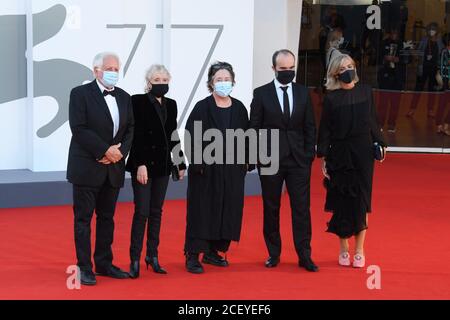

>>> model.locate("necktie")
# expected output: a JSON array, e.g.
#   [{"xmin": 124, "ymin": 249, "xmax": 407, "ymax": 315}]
[
  {"xmin": 280, "ymin": 86, "xmax": 290, "ymax": 124},
  {"xmin": 103, "ymin": 89, "xmax": 116, "ymax": 97}
]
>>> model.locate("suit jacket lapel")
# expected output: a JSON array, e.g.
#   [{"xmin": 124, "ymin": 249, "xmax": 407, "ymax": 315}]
[
  {"xmin": 269, "ymin": 81, "xmax": 283, "ymax": 118},
  {"xmin": 146, "ymin": 93, "xmax": 164, "ymax": 129},
  {"xmin": 115, "ymin": 90, "xmax": 127, "ymax": 132},
  {"xmin": 89, "ymin": 80, "xmax": 113, "ymax": 125},
  {"xmin": 291, "ymin": 83, "xmax": 298, "ymax": 118}
]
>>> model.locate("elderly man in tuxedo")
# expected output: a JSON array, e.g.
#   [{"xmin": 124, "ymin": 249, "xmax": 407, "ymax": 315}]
[{"xmin": 67, "ymin": 52, "xmax": 134, "ymax": 285}]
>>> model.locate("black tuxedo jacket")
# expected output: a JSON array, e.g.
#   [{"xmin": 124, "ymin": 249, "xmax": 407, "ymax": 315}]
[
  {"xmin": 67, "ymin": 80, "xmax": 134, "ymax": 187},
  {"xmin": 125, "ymin": 93, "xmax": 186, "ymax": 177},
  {"xmin": 249, "ymin": 81, "xmax": 316, "ymax": 168}
]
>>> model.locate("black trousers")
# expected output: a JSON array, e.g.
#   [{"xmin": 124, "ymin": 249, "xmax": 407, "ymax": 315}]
[
  {"xmin": 259, "ymin": 155, "xmax": 312, "ymax": 260},
  {"xmin": 73, "ymin": 178, "xmax": 120, "ymax": 272},
  {"xmin": 129, "ymin": 175, "xmax": 169, "ymax": 261}
]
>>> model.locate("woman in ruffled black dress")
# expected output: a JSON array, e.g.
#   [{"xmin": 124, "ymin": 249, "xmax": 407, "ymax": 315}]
[{"xmin": 317, "ymin": 54, "xmax": 386, "ymax": 268}]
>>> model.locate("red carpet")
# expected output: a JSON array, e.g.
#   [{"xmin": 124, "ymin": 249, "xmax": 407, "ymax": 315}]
[{"xmin": 0, "ymin": 153, "xmax": 449, "ymax": 300}]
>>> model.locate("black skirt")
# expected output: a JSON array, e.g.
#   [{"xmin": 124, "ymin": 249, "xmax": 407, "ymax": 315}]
[{"xmin": 317, "ymin": 84, "xmax": 385, "ymax": 238}]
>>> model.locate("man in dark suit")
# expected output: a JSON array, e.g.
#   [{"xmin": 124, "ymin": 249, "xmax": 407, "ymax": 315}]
[
  {"xmin": 67, "ymin": 52, "xmax": 134, "ymax": 285},
  {"xmin": 250, "ymin": 49, "xmax": 318, "ymax": 272}
]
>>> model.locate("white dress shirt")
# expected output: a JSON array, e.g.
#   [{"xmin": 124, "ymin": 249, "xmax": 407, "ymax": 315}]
[
  {"xmin": 97, "ymin": 80, "xmax": 120, "ymax": 138},
  {"xmin": 273, "ymin": 78, "xmax": 293, "ymax": 115}
]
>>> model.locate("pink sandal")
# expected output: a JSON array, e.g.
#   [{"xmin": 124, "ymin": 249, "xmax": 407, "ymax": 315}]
[
  {"xmin": 352, "ymin": 253, "xmax": 365, "ymax": 268},
  {"xmin": 338, "ymin": 252, "xmax": 351, "ymax": 266}
]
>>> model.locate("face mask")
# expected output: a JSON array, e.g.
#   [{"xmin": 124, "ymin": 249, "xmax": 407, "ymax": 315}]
[
  {"xmin": 276, "ymin": 70, "xmax": 296, "ymax": 85},
  {"xmin": 150, "ymin": 83, "xmax": 169, "ymax": 98},
  {"xmin": 429, "ymin": 30, "xmax": 437, "ymax": 37},
  {"xmin": 214, "ymin": 81, "xmax": 233, "ymax": 97},
  {"xmin": 102, "ymin": 71, "xmax": 119, "ymax": 88},
  {"xmin": 338, "ymin": 69, "xmax": 356, "ymax": 84}
]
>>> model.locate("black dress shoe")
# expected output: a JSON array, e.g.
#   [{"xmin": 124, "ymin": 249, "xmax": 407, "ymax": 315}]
[
  {"xmin": 80, "ymin": 270, "xmax": 96, "ymax": 286},
  {"xmin": 185, "ymin": 253, "xmax": 204, "ymax": 274},
  {"xmin": 145, "ymin": 256, "xmax": 167, "ymax": 274},
  {"xmin": 96, "ymin": 265, "xmax": 130, "ymax": 279},
  {"xmin": 265, "ymin": 256, "xmax": 280, "ymax": 268},
  {"xmin": 202, "ymin": 251, "xmax": 229, "ymax": 267},
  {"xmin": 129, "ymin": 261, "xmax": 140, "ymax": 279},
  {"xmin": 299, "ymin": 258, "xmax": 319, "ymax": 272}
]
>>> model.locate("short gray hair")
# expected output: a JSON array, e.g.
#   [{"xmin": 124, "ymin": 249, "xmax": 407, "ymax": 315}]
[
  {"xmin": 92, "ymin": 52, "xmax": 121, "ymax": 70},
  {"xmin": 145, "ymin": 64, "xmax": 171, "ymax": 92},
  {"xmin": 325, "ymin": 53, "xmax": 359, "ymax": 91}
]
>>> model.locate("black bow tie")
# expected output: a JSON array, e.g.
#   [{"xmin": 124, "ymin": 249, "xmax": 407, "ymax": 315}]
[{"xmin": 103, "ymin": 89, "xmax": 116, "ymax": 97}]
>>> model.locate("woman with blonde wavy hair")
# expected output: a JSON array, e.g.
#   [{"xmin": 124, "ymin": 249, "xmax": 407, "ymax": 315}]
[{"xmin": 318, "ymin": 54, "xmax": 386, "ymax": 268}]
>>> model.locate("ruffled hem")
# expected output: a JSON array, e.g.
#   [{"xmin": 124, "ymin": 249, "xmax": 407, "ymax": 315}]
[
  {"xmin": 324, "ymin": 196, "xmax": 369, "ymax": 238},
  {"xmin": 326, "ymin": 224, "xmax": 368, "ymax": 239},
  {"xmin": 322, "ymin": 141, "xmax": 372, "ymax": 238},
  {"xmin": 323, "ymin": 175, "xmax": 369, "ymax": 238}
]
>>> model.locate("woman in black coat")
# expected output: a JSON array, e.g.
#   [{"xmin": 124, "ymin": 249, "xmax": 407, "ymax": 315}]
[
  {"xmin": 125, "ymin": 64, "xmax": 186, "ymax": 278},
  {"xmin": 183, "ymin": 61, "xmax": 251, "ymax": 274},
  {"xmin": 318, "ymin": 54, "xmax": 386, "ymax": 269}
]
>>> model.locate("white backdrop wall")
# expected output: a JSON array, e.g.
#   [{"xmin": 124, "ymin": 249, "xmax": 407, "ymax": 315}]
[
  {"xmin": 0, "ymin": 0, "xmax": 255, "ymax": 172},
  {"xmin": 167, "ymin": 0, "xmax": 255, "ymax": 132},
  {"xmin": 0, "ymin": 0, "xmax": 28, "ymax": 170},
  {"xmin": 252, "ymin": 0, "xmax": 303, "ymax": 88},
  {"xmin": 30, "ymin": 0, "xmax": 163, "ymax": 171}
]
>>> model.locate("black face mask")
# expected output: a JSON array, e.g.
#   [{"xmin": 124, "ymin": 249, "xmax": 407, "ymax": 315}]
[
  {"xmin": 276, "ymin": 70, "xmax": 296, "ymax": 85},
  {"xmin": 150, "ymin": 83, "xmax": 169, "ymax": 98},
  {"xmin": 338, "ymin": 69, "xmax": 356, "ymax": 84}
]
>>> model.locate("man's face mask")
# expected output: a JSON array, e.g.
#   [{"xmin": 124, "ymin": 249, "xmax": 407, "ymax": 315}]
[
  {"xmin": 102, "ymin": 70, "xmax": 119, "ymax": 88},
  {"xmin": 276, "ymin": 70, "xmax": 296, "ymax": 85}
]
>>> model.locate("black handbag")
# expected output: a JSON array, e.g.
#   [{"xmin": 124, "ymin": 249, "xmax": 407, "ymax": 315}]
[{"xmin": 373, "ymin": 142, "xmax": 385, "ymax": 161}]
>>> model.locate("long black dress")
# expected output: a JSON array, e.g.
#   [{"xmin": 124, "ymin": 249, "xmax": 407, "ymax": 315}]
[
  {"xmin": 317, "ymin": 84, "xmax": 386, "ymax": 238},
  {"xmin": 184, "ymin": 95, "xmax": 250, "ymax": 254}
]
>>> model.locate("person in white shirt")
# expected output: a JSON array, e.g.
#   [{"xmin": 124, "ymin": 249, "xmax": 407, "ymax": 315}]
[
  {"xmin": 249, "ymin": 49, "xmax": 318, "ymax": 272},
  {"xmin": 67, "ymin": 52, "xmax": 134, "ymax": 285}
]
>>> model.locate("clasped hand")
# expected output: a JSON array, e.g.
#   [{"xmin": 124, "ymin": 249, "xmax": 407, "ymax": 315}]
[{"xmin": 98, "ymin": 143, "xmax": 123, "ymax": 165}]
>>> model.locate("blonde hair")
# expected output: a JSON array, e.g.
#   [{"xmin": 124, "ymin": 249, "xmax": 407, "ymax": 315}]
[
  {"xmin": 144, "ymin": 64, "xmax": 171, "ymax": 92},
  {"xmin": 325, "ymin": 54, "xmax": 359, "ymax": 91}
]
